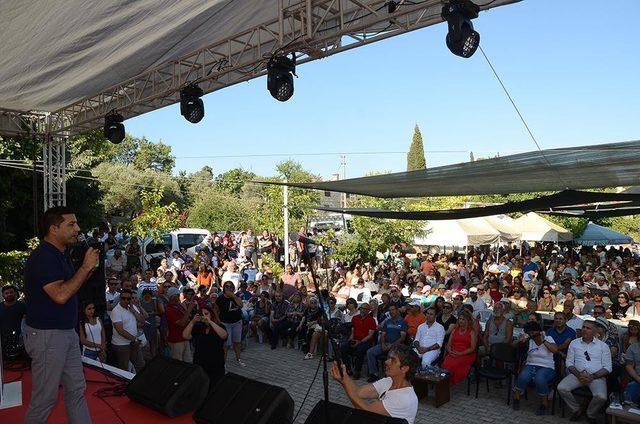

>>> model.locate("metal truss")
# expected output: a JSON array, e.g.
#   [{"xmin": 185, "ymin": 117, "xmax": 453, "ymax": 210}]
[
  {"xmin": 42, "ymin": 131, "xmax": 67, "ymax": 210},
  {"xmin": 47, "ymin": 0, "xmax": 519, "ymax": 135},
  {"xmin": 1, "ymin": 0, "xmax": 519, "ymax": 209}
]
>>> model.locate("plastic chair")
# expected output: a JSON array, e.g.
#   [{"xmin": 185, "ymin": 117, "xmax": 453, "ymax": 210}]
[{"xmin": 475, "ymin": 342, "xmax": 519, "ymax": 404}]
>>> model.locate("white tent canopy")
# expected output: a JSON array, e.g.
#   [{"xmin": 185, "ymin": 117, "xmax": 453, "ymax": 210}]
[
  {"xmin": 514, "ymin": 212, "xmax": 573, "ymax": 243},
  {"xmin": 415, "ymin": 218, "xmax": 502, "ymax": 247},
  {"xmin": 481, "ymin": 215, "xmax": 520, "ymax": 242},
  {"xmin": 576, "ymin": 222, "xmax": 634, "ymax": 246}
]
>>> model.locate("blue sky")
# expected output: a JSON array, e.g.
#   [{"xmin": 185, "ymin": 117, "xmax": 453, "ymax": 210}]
[{"xmin": 125, "ymin": 0, "xmax": 640, "ymax": 180}]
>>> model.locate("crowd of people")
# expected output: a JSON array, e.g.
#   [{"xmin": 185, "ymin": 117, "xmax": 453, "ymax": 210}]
[{"xmin": 3, "ymin": 211, "xmax": 640, "ymax": 423}]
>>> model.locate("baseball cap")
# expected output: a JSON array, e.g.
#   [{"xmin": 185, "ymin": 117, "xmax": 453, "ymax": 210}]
[{"xmin": 469, "ymin": 287, "xmax": 478, "ymax": 293}]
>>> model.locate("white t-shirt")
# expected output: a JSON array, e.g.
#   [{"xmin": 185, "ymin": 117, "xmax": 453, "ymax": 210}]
[
  {"xmin": 372, "ymin": 377, "xmax": 418, "ymax": 424},
  {"xmin": 111, "ymin": 303, "xmax": 138, "ymax": 346},
  {"xmin": 349, "ymin": 287, "xmax": 372, "ymax": 303},
  {"xmin": 525, "ymin": 336, "xmax": 555, "ymax": 369}
]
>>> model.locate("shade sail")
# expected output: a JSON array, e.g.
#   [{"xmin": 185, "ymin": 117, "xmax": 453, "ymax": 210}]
[
  {"xmin": 513, "ymin": 212, "xmax": 573, "ymax": 242},
  {"xmin": 415, "ymin": 218, "xmax": 502, "ymax": 247},
  {"xmin": 543, "ymin": 207, "xmax": 640, "ymax": 219},
  {"xmin": 280, "ymin": 140, "xmax": 640, "ymax": 197},
  {"xmin": 575, "ymin": 222, "xmax": 634, "ymax": 246},
  {"xmin": 312, "ymin": 190, "xmax": 640, "ymax": 220}
]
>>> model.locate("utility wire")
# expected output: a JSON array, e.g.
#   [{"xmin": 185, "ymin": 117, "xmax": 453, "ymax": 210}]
[{"xmin": 478, "ymin": 45, "xmax": 567, "ymax": 187}]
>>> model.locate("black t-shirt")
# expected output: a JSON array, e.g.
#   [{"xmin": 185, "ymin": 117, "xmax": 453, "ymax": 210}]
[
  {"xmin": 193, "ymin": 326, "xmax": 226, "ymax": 378},
  {"xmin": 0, "ymin": 301, "xmax": 26, "ymax": 337},
  {"xmin": 24, "ymin": 241, "xmax": 77, "ymax": 329},
  {"xmin": 216, "ymin": 295, "xmax": 242, "ymax": 323}
]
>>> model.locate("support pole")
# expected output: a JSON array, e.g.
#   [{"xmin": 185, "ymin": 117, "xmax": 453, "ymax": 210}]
[{"xmin": 284, "ymin": 179, "xmax": 290, "ymax": 267}]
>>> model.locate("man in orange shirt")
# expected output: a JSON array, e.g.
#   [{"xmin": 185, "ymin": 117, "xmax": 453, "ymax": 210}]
[
  {"xmin": 420, "ymin": 255, "xmax": 435, "ymax": 277},
  {"xmin": 404, "ymin": 300, "xmax": 426, "ymax": 341}
]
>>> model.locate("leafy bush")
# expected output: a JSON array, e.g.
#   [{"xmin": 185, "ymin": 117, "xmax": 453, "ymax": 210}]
[{"xmin": 0, "ymin": 250, "xmax": 29, "ymax": 288}]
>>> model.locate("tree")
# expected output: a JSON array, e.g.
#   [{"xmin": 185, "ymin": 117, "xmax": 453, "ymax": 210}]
[
  {"xmin": 187, "ymin": 188, "xmax": 256, "ymax": 231},
  {"xmin": 129, "ymin": 188, "xmax": 180, "ymax": 242},
  {"xmin": 330, "ymin": 197, "xmax": 425, "ymax": 264},
  {"xmin": 215, "ymin": 168, "xmax": 257, "ymax": 197},
  {"xmin": 92, "ymin": 163, "xmax": 182, "ymax": 215},
  {"xmin": 406, "ymin": 124, "xmax": 426, "ymax": 171},
  {"xmin": 253, "ymin": 160, "xmax": 321, "ymax": 234},
  {"xmin": 469, "ymin": 151, "xmax": 475, "ymax": 162},
  {"xmin": 0, "ymin": 136, "xmax": 41, "ymax": 250},
  {"xmin": 133, "ymin": 138, "xmax": 175, "ymax": 173},
  {"xmin": 177, "ymin": 166, "xmax": 215, "ymax": 208}
]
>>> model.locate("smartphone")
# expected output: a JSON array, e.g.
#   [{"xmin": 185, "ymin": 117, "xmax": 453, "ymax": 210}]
[{"xmin": 329, "ymin": 338, "xmax": 344, "ymax": 378}]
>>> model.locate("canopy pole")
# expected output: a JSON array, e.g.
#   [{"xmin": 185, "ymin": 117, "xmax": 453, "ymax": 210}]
[{"xmin": 284, "ymin": 179, "xmax": 290, "ymax": 267}]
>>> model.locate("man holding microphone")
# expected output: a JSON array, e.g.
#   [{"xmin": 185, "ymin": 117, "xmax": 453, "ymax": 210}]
[{"xmin": 23, "ymin": 207, "xmax": 99, "ymax": 423}]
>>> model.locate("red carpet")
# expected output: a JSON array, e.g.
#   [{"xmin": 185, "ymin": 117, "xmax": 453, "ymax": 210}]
[{"xmin": 1, "ymin": 365, "xmax": 194, "ymax": 423}]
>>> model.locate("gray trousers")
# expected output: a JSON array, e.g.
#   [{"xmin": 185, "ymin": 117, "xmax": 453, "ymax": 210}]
[
  {"xmin": 23, "ymin": 325, "xmax": 91, "ymax": 424},
  {"xmin": 112, "ymin": 343, "xmax": 145, "ymax": 373},
  {"xmin": 557, "ymin": 373, "xmax": 608, "ymax": 418}
]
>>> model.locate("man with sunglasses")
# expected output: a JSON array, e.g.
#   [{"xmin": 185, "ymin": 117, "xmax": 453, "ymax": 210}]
[
  {"xmin": 558, "ymin": 320, "xmax": 611, "ymax": 423},
  {"xmin": 111, "ymin": 288, "xmax": 146, "ymax": 372}
]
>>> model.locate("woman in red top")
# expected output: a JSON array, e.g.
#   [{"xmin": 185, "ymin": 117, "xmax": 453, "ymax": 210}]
[
  {"xmin": 488, "ymin": 279, "xmax": 503, "ymax": 304},
  {"xmin": 441, "ymin": 311, "xmax": 477, "ymax": 385}
]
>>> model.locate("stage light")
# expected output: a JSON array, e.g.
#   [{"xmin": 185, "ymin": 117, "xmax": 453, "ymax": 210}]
[
  {"xmin": 441, "ymin": 0, "xmax": 480, "ymax": 58},
  {"xmin": 267, "ymin": 54, "xmax": 296, "ymax": 102},
  {"xmin": 103, "ymin": 111, "xmax": 125, "ymax": 144},
  {"xmin": 180, "ymin": 84, "xmax": 205, "ymax": 123},
  {"xmin": 387, "ymin": 1, "xmax": 398, "ymax": 13}
]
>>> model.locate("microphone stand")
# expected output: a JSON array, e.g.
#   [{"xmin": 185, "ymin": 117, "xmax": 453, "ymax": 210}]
[{"xmin": 301, "ymin": 245, "xmax": 337, "ymax": 424}]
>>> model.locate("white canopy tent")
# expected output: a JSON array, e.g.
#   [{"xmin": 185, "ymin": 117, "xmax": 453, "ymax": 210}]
[
  {"xmin": 415, "ymin": 217, "xmax": 502, "ymax": 247},
  {"xmin": 576, "ymin": 222, "xmax": 634, "ymax": 246},
  {"xmin": 514, "ymin": 212, "xmax": 573, "ymax": 243},
  {"xmin": 480, "ymin": 215, "xmax": 520, "ymax": 242}
]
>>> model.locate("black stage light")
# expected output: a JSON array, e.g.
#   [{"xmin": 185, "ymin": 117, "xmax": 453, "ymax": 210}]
[
  {"xmin": 441, "ymin": 0, "xmax": 480, "ymax": 58},
  {"xmin": 388, "ymin": 1, "xmax": 398, "ymax": 14},
  {"xmin": 103, "ymin": 111, "xmax": 125, "ymax": 144},
  {"xmin": 267, "ymin": 54, "xmax": 296, "ymax": 102},
  {"xmin": 180, "ymin": 84, "xmax": 205, "ymax": 123}
]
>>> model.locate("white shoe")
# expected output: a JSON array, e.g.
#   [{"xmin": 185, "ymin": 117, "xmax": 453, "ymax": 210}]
[
  {"xmin": 304, "ymin": 353, "xmax": 314, "ymax": 360},
  {"xmin": 236, "ymin": 359, "xmax": 246, "ymax": 367}
]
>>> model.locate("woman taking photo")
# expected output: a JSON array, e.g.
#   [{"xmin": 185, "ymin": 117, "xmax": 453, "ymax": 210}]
[
  {"xmin": 182, "ymin": 306, "xmax": 228, "ymax": 385},
  {"xmin": 511, "ymin": 321, "xmax": 558, "ymax": 415},
  {"xmin": 79, "ymin": 302, "xmax": 106, "ymax": 362}
]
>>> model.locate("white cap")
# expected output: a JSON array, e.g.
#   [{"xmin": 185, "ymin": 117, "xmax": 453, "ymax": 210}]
[{"xmin": 469, "ymin": 287, "xmax": 478, "ymax": 293}]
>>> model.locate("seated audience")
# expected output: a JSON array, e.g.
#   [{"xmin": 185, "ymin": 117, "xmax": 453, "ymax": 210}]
[{"xmin": 558, "ymin": 320, "xmax": 611, "ymax": 424}]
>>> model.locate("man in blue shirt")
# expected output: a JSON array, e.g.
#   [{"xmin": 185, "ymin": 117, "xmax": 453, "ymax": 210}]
[
  {"xmin": 23, "ymin": 206, "xmax": 99, "ymax": 423},
  {"xmin": 522, "ymin": 255, "xmax": 539, "ymax": 274},
  {"xmin": 546, "ymin": 311, "xmax": 577, "ymax": 358},
  {"xmin": 366, "ymin": 305, "xmax": 408, "ymax": 382}
]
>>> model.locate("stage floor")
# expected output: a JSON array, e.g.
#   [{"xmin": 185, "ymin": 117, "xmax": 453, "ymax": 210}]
[{"xmin": 0, "ymin": 364, "xmax": 193, "ymax": 423}]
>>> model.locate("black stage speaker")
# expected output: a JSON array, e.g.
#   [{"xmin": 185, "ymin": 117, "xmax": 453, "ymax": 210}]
[
  {"xmin": 193, "ymin": 372, "xmax": 294, "ymax": 424},
  {"xmin": 304, "ymin": 400, "xmax": 409, "ymax": 424},
  {"xmin": 126, "ymin": 356, "xmax": 210, "ymax": 417}
]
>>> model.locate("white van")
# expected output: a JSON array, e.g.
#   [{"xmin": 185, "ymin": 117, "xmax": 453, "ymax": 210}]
[{"xmin": 140, "ymin": 228, "xmax": 211, "ymax": 270}]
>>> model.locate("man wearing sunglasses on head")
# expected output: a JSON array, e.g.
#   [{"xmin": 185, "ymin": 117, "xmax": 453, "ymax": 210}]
[{"xmin": 557, "ymin": 320, "xmax": 611, "ymax": 424}]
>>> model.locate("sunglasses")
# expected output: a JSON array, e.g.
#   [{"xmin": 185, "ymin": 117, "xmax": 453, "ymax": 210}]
[{"xmin": 584, "ymin": 351, "xmax": 591, "ymax": 361}]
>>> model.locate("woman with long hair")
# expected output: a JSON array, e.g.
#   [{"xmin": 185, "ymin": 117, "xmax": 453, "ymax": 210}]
[
  {"xmin": 441, "ymin": 311, "xmax": 477, "ymax": 385},
  {"xmin": 182, "ymin": 305, "xmax": 228, "ymax": 385},
  {"xmin": 79, "ymin": 302, "xmax": 106, "ymax": 362}
]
